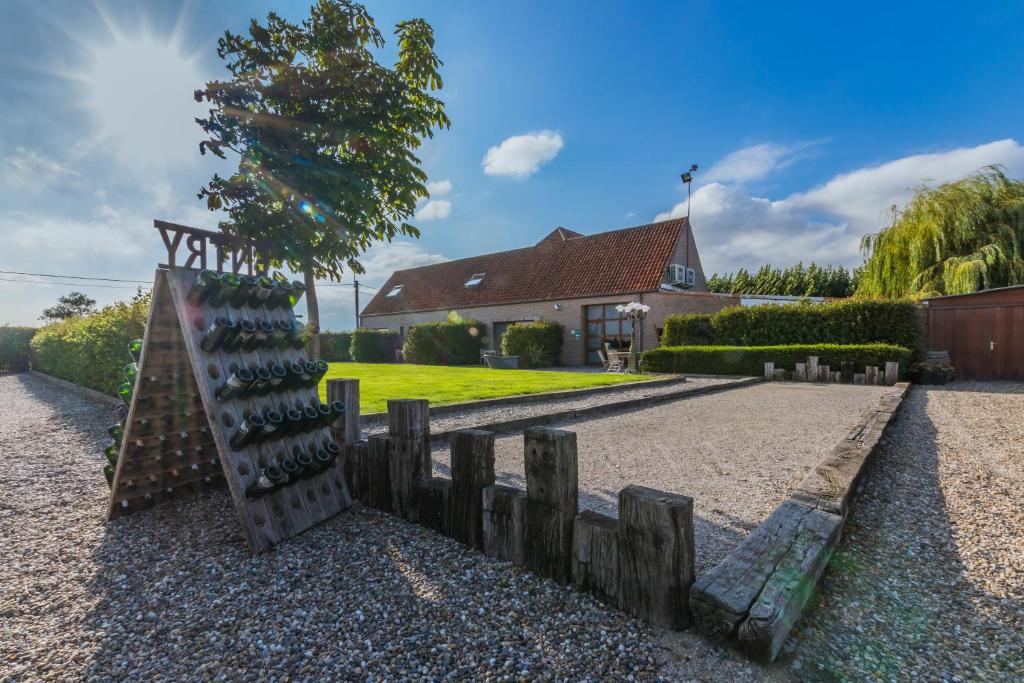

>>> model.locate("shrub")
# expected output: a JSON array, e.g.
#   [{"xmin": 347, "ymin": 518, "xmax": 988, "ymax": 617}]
[
  {"xmin": 320, "ymin": 331, "xmax": 352, "ymax": 362},
  {"xmin": 30, "ymin": 291, "xmax": 151, "ymax": 395},
  {"xmin": 641, "ymin": 343, "xmax": 912, "ymax": 377},
  {"xmin": 349, "ymin": 328, "xmax": 399, "ymax": 363},
  {"xmin": 0, "ymin": 326, "xmax": 36, "ymax": 373},
  {"xmin": 661, "ymin": 314, "xmax": 714, "ymax": 346},
  {"xmin": 661, "ymin": 299, "xmax": 923, "ymax": 355},
  {"xmin": 402, "ymin": 319, "xmax": 486, "ymax": 365},
  {"xmin": 501, "ymin": 321, "xmax": 564, "ymax": 368}
]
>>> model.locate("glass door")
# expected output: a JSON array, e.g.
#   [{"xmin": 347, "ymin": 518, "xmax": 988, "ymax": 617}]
[{"xmin": 584, "ymin": 303, "xmax": 633, "ymax": 364}]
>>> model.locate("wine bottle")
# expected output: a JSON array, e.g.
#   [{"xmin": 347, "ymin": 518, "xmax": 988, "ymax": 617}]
[
  {"xmin": 289, "ymin": 321, "xmax": 308, "ymax": 349},
  {"xmin": 245, "ymin": 465, "xmax": 284, "ymax": 499},
  {"xmin": 311, "ymin": 359, "xmax": 329, "ymax": 386},
  {"xmin": 210, "ymin": 273, "xmax": 242, "ymax": 307},
  {"xmin": 293, "ymin": 447, "xmax": 314, "ymax": 478},
  {"xmin": 105, "ymin": 443, "xmax": 119, "ymax": 466},
  {"xmin": 278, "ymin": 453, "xmax": 300, "ymax": 482},
  {"xmin": 288, "ymin": 280, "xmax": 306, "ymax": 308},
  {"xmin": 285, "ymin": 360, "xmax": 311, "ymax": 389},
  {"xmin": 200, "ymin": 317, "xmax": 236, "ymax": 353},
  {"xmin": 249, "ymin": 364, "xmax": 273, "ymax": 396},
  {"xmin": 104, "ymin": 464, "xmax": 115, "ymax": 487},
  {"xmin": 282, "ymin": 407, "xmax": 304, "ymax": 436},
  {"xmin": 107, "ymin": 423, "xmax": 124, "ymax": 444},
  {"xmin": 272, "ymin": 281, "xmax": 294, "ymax": 310},
  {"xmin": 325, "ymin": 400, "xmax": 346, "ymax": 428},
  {"xmin": 225, "ymin": 319, "xmax": 257, "ymax": 351},
  {"xmin": 301, "ymin": 403, "xmax": 320, "ymax": 431},
  {"xmin": 310, "ymin": 445, "xmax": 334, "ymax": 474},
  {"xmin": 271, "ymin": 320, "xmax": 294, "ymax": 348},
  {"xmin": 260, "ymin": 410, "xmax": 284, "ymax": 441},
  {"xmin": 323, "ymin": 440, "xmax": 342, "ymax": 460},
  {"xmin": 117, "ymin": 382, "xmax": 133, "ymax": 404},
  {"xmin": 250, "ymin": 275, "xmax": 277, "ymax": 307},
  {"xmin": 128, "ymin": 338, "xmax": 143, "ymax": 363},
  {"xmin": 302, "ymin": 360, "xmax": 319, "ymax": 388},
  {"xmin": 214, "ymin": 367, "xmax": 254, "ymax": 401},
  {"xmin": 231, "ymin": 275, "xmax": 259, "ymax": 308},
  {"xmin": 186, "ymin": 269, "xmax": 221, "ymax": 306},
  {"xmin": 123, "ymin": 362, "xmax": 139, "ymax": 384},
  {"xmin": 247, "ymin": 319, "xmax": 274, "ymax": 351},
  {"xmin": 229, "ymin": 412, "xmax": 265, "ymax": 450},
  {"xmin": 314, "ymin": 401, "xmax": 332, "ymax": 427}
]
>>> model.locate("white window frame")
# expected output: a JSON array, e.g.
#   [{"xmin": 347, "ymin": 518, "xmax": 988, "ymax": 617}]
[
  {"xmin": 464, "ymin": 272, "xmax": 486, "ymax": 287},
  {"xmin": 386, "ymin": 284, "xmax": 403, "ymax": 297}
]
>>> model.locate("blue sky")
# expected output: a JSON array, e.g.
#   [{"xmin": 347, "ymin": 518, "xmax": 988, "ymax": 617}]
[{"xmin": 1, "ymin": 0, "xmax": 1023, "ymax": 328}]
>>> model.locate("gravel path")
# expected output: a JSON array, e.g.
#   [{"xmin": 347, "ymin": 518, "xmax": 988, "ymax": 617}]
[
  {"xmin": 363, "ymin": 376, "xmax": 736, "ymax": 438},
  {"xmin": 433, "ymin": 381, "xmax": 889, "ymax": 574},
  {"xmin": 784, "ymin": 381, "xmax": 1024, "ymax": 681},
  {"xmin": 0, "ymin": 373, "xmax": 666, "ymax": 681}
]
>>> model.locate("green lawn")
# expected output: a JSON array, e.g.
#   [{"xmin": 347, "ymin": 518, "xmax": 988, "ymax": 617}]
[{"xmin": 318, "ymin": 362, "xmax": 653, "ymax": 414}]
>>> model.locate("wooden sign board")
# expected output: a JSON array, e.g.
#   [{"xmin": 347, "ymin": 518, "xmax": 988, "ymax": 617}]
[{"xmin": 107, "ymin": 267, "xmax": 352, "ymax": 552}]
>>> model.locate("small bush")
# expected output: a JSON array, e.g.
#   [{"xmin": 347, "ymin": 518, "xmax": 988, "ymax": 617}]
[
  {"xmin": 402, "ymin": 319, "xmax": 486, "ymax": 365},
  {"xmin": 641, "ymin": 343, "xmax": 912, "ymax": 377},
  {"xmin": 320, "ymin": 331, "xmax": 352, "ymax": 362},
  {"xmin": 30, "ymin": 291, "xmax": 151, "ymax": 394},
  {"xmin": 349, "ymin": 328, "xmax": 399, "ymax": 363},
  {"xmin": 501, "ymin": 321, "xmax": 564, "ymax": 368},
  {"xmin": 0, "ymin": 326, "xmax": 36, "ymax": 373},
  {"xmin": 661, "ymin": 314, "xmax": 714, "ymax": 346}
]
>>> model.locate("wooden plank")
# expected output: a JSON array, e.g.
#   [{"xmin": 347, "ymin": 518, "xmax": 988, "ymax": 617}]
[
  {"xmin": 840, "ymin": 361, "xmax": 855, "ymax": 384},
  {"xmin": 345, "ymin": 441, "xmax": 368, "ymax": 502},
  {"xmin": 618, "ymin": 485, "xmax": 695, "ymax": 629},
  {"xmin": 415, "ymin": 477, "xmax": 451, "ymax": 535},
  {"xmin": 387, "ymin": 399, "xmax": 431, "ymax": 519},
  {"xmin": 807, "ymin": 356, "xmax": 818, "ymax": 382},
  {"xmin": 572, "ymin": 510, "xmax": 620, "ymax": 607},
  {"xmin": 865, "ymin": 365, "xmax": 879, "ymax": 385},
  {"xmin": 793, "ymin": 362, "xmax": 806, "ymax": 382},
  {"xmin": 482, "ymin": 484, "xmax": 525, "ymax": 565},
  {"xmin": 818, "ymin": 364, "xmax": 830, "ymax": 383},
  {"xmin": 830, "ymin": 371, "xmax": 841, "ymax": 383},
  {"xmin": 448, "ymin": 429, "xmax": 495, "ymax": 549},
  {"xmin": 326, "ymin": 379, "xmax": 360, "ymax": 445},
  {"xmin": 763, "ymin": 362, "xmax": 774, "ymax": 380},
  {"xmin": 522, "ymin": 428, "xmax": 578, "ymax": 584},
  {"xmin": 365, "ymin": 435, "xmax": 393, "ymax": 512},
  {"xmin": 884, "ymin": 361, "xmax": 900, "ymax": 386},
  {"xmin": 853, "ymin": 373, "xmax": 866, "ymax": 385}
]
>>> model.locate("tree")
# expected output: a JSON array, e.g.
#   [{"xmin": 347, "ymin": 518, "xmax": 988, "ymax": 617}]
[
  {"xmin": 40, "ymin": 292, "xmax": 97, "ymax": 322},
  {"xmin": 195, "ymin": 0, "xmax": 450, "ymax": 357},
  {"xmin": 858, "ymin": 167, "xmax": 1024, "ymax": 298},
  {"xmin": 704, "ymin": 263, "xmax": 859, "ymax": 297}
]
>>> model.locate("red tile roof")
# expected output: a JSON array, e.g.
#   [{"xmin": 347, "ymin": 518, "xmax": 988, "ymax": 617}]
[{"xmin": 361, "ymin": 219, "xmax": 687, "ymax": 316}]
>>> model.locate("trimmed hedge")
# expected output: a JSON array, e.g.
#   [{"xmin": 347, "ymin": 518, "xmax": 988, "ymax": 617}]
[
  {"xmin": 501, "ymin": 321, "xmax": 564, "ymax": 368},
  {"xmin": 661, "ymin": 299, "xmax": 923, "ymax": 354},
  {"xmin": 350, "ymin": 328, "xmax": 399, "ymax": 363},
  {"xmin": 402, "ymin": 319, "xmax": 486, "ymax": 365},
  {"xmin": 0, "ymin": 326, "xmax": 36, "ymax": 373},
  {"xmin": 641, "ymin": 343, "xmax": 912, "ymax": 377},
  {"xmin": 30, "ymin": 292, "xmax": 150, "ymax": 395},
  {"xmin": 661, "ymin": 314, "xmax": 714, "ymax": 346},
  {"xmin": 320, "ymin": 331, "xmax": 352, "ymax": 362}
]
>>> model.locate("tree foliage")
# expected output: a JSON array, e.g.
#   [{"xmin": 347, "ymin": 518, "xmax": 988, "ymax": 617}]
[
  {"xmin": 705, "ymin": 263, "xmax": 859, "ymax": 298},
  {"xmin": 858, "ymin": 167, "xmax": 1024, "ymax": 298},
  {"xmin": 39, "ymin": 292, "xmax": 97, "ymax": 322}
]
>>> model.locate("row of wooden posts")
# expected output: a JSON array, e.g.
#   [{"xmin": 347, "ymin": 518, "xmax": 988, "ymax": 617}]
[
  {"xmin": 764, "ymin": 357, "xmax": 900, "ymax": 386},
  {"xmin": 330, "ymin": 380, "xmax": 697, "ymax": 630}
]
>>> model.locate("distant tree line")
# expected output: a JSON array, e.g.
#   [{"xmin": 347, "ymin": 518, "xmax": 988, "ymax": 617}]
[{"xmin": 705, "ymin": 263, "xmax": 861, "ymax": 298}]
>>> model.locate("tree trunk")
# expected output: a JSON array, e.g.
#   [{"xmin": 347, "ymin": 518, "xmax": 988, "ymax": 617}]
[{"xmin": 304, "ymin": 268, "xmax": 321, "ymax": 361}]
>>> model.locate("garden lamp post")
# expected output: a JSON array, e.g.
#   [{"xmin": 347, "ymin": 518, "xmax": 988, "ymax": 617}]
[{"xmin": 615, "ymin": 302, "xmax": 650, "ymax": 373}]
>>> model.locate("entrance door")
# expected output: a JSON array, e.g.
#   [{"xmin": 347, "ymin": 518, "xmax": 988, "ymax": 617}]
[
  {"xmin": 929, "ymin": 304, "xmax": 1024, "ymax": 379},
  {"xmin": 584, "ymin": 303, "xmax": 633, "ymax": 365}
]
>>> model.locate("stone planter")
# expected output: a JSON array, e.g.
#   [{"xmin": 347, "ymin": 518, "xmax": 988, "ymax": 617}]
[{"xmin": 484, "ymin": 355, "xmax": 519, "ymax": 370}]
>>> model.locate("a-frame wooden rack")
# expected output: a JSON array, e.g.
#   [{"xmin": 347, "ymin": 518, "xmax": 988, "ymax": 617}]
[{"xmin": 106, "ymin": 267, "xmax": 352, "ymax": 552}]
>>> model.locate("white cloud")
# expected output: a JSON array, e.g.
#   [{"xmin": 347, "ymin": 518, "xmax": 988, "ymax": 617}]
[
  {"xmin": 656, "ymin": 139, "xmax": 1024, "ymax": 274},
  {"xmin": 482, "ymin": 130, "xmax": 564, "ymax": 179},
  {"xmin": 0, "ymin": 148, "xmax": 78, "ymax": 192},
  {"xmin": 704, "ymin": 142, "xmax": 815, "ymax": 184},
  {"xmin": 426, "ymin": 179, "xmax": 453, "ymax": 195},
  {"xmin": 416, "ymin": 199, "xmax": 452, "ymax": 221}
]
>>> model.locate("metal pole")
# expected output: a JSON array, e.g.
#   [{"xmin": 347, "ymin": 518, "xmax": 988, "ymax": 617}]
[{"xmin": 353, "ymin": 280, "xmax": 360, "ymax": 330}]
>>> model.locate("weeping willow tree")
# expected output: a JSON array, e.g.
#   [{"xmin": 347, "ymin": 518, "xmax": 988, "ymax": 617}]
[{"xmin": 857, "ymin": 167, "xmax": 1024, "ymax": 298}]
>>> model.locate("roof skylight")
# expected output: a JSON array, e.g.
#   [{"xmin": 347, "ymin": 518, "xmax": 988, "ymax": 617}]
[
  {"xmin": 386, "ymin": 284, "xmax": 403, "ymax": 297},
  {"xmin": 464, "ymin": 273, "xmax": 485, "ymax": 287}
]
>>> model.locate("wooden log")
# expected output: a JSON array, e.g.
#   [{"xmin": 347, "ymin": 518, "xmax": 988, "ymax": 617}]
[
  {"xmin": 343, "ymin": 441, "xmax": 364, "ymax": 501},
  {"xmin": 618, "ymin": 485, "xmax": 695, "ymax": 629},
  {"xmin": 448, "ymin": 429, "xmax": 496, "ymax": 549},
  {"xmin": 415, "ymin": 477, "xmax": 451, "ymax": 535},
  {"xmin": 840, "ymin": 361, "xmax": 855, "ymax": 383},
  {"xmin": 853, "ymin": 373, "xmax": 866, "ymax": 385},
  {"xmin": 764, "ymin": 362, "xmax": 775, "ymax": 380},
  {"xmin": 572, "ymin": 511, "xmax": 620, "ymax": 607},
  {"xmin": 690, "ymin": 500, "xmax": 841, "ymax": 661},
  {"xmin": 884, "ymin": 361, "xmax": 900, "ymax": 386},
  {"xmin": 807, "ymin": 356, "xmax": 818, "ymax": 382},
  {"xmin": 818, "ymin": 364, "xmax": 830, "ymax": 383},
  {"xmin": 830, "ymin": 371, "xmax": 841, "ymax": 383},
  {"xmin": 326, "ymin": 378, "xmax": 360, "ymax": 445},
  {"xmin": 365, "ymin": 435, "xmax": 392, "ymax": 512},
  {"xmin": 523, "ymin": 428, "xmax": 578, "ymax": 584},
  {"xmin": 865, "ymin": 366, "xmax": 879, "ymax": 385},
  {"xmin": 387, "ymin": 400, "xmax": 431, "ymax": 519},
  {"xmin": 794, "ymin": 362, "xmax": 806, "ymax": 382},
  {"xmin": 482, "ymin": 484, "xmax": 526, "ymax": 565}
]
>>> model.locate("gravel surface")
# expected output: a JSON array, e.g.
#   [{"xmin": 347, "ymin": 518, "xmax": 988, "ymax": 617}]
[
  {"xmin": 363, "ymin": 376, "xmax": 736, "ymax": 438},
  {"xmin": 0, "ymin": 373, "xmax": 667, "ymax": 682},
  {"xmin": 433, "ymin": 381, "xmax": 889, "ymax": 574},
  {"xmin": 784, "ymin": 381, "xmax": 1024, "ymax": 681}
]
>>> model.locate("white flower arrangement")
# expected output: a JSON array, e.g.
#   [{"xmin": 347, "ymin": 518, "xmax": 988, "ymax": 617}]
[{"xmin": 615, "ymin": 302, "xmax": 651, "ymax": 315}]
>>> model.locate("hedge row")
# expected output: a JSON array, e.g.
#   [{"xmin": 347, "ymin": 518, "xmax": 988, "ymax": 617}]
[
  {"xmin": 641, "ymin": 343, "xmax": 912, "ymax": 377},
  {"xmin": 402, "ymin": 319, "xmax": 486, "ymax": 365},
  {"xmin": 30, "ymin": 292, "xmax": 150, "ymax": 395},
  {"xmin": 319, "ymin": 331, "xmax": 352, "ymax": 362},
  {"xmin": 350, "ymin": 328, "xmax": 399, "ymax": 363},
  {"xmin": 0, "ymin": 326, "xmax": 36, "ymax": 373},
  {"xmin": 501, "ymin": 321, "xmax": 564, "ymax": 368},
  {"xmin": 661, "ymin": 300, "xmax": 923, "ymax": 354}
]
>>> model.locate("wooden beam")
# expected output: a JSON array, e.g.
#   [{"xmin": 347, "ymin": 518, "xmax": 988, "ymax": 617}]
[
  {"xmin": 572, "ymin": 510, "xmax": 620, "ymax": 607},
  {"xmin": 448, "ymin": 429, "xmax": 496, "ymax": 549},
  {"xmin": 522, "ymin": 428, "xmax": 578, "ymax": 584},
  {"xmin": 482, "ymin": 484, "xmax": 526, "ymax": 565}
]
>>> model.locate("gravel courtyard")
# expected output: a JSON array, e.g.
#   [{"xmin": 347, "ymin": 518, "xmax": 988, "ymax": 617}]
[{"xmin": 433, "ymin": 381, "xmax": 890, "ymax": 573}]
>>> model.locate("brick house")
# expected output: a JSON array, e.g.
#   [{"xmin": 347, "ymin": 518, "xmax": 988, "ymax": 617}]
[{"xmin": 359, "ymin": 218, "xmax": 739, "ymax": 365}]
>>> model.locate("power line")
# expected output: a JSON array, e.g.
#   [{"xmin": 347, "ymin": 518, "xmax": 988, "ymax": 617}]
[
  {"xmin": 0, "ymin": 269, "xmax": 151, "ymax": 284},
  {"xmin": 0, "ymin": 276, "xmax": 150, "ymax": 290}
]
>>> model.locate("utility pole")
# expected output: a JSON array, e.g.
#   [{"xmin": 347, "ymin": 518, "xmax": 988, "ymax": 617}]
[{"xmin": 353, "ymin": 280, "xmax": 360, "ymax": 330}]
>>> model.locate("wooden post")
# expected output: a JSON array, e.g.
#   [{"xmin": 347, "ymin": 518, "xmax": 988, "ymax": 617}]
[
  {"xmin": 773, "ymin": 368, "xmax": 785, "ymax": 381},
  {"xmin": 830, "ymin": 370, "xmax": 841, "ymax": 383},
  {"xmin": 345, "ymin": 440, "xmax": 368, "ymax": 502},
  {"xmin": 482, "ymin": 484, "xmax": 526, "ymax": 565},
  {"xmin": 326, "ymin": 378, "xmax": 360, "ymax": 446},
  {"xmin": 841, "ymin": 361, "xmax": 855, "ymax": 383},
  {"xmin": 794, "ymin": 362, "xmax": 806, "ymax": 382},
  {"xmin": 365, "ymin": 435, "xmax": 392, "ymax": 512},
  {"xmin": 523, "ymin": 428, "xmax": 578, "ymax": 584},
  {"xmin": 853, "ymin": 373, "xmax": 866, "ymax": 385},
  {"xmin": 415, "ymin": 477, "xmax": 451, "ymax": 535},
  {"xmin": 448, "ymin": 429, "xmax": 496, "ymax": 549},
  {"xmin": 764, "ymin": 362, "xmax": 775, "ymax": 380},
  {"xmin": 884, "ymin": 361, "xmax": 900, "ymax": 386},
  {"xmin": 865, "ymin": 366, "xmax": 879, "ymax": 385},
  {"xmin": 386, "ymin": 399, "xmax": 430, "ymax": 519},
  {"xmin": 807, "ymin": 357, "xmax": 819, "ymax": 383},
  {"xmin": 572, "ymin": 511, "xmax": 620, "ymax": 607},
  {"xmin": 818, "ymin": 364, "xmax": 830, "ymax": 383},
  {"xmin": 617, "ymin": 485, "xmax": 695, "ymax": 629}
]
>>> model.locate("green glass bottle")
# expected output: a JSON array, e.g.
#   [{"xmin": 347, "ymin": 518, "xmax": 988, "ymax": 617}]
[
  {"xmin": 117, "ymin": 382, "xmax": 133, "ymax": 404},
  {"xmin": 128, "ymin": 338, "xmax": 143, "ymax": 363},
  {"xmin": 104, "ymin": 443, "xmax": 119, "ymax": 466},
  {"xmin": 186, "ymin": 269, "xmax": 221, "ymax": 307},
  {"xmin": 288, "ymin": 280, "xmax": 306, "ymax": 308},
  {"xmin": 107, "ymin": 423, "xmax": 124, "ymax": 444},
  {"xmin": 250, "ymin": 275, "xmax": 277, "ymax": 307},
  {"xmin": 123, "ymin": 363, "xmax": 139, "ymax": 384},
  {"xmin": 104, "ymin": 464, "xmax": 115, "ymax": 487},
  {"xmin": 211, "ymin": 273, "xmax": 242, "ymax": 307}
]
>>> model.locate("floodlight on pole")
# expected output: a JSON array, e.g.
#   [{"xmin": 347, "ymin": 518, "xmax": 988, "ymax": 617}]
[{"xmin": 680, "ymin": 164, "xmax": 698, "ymax": 218}]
